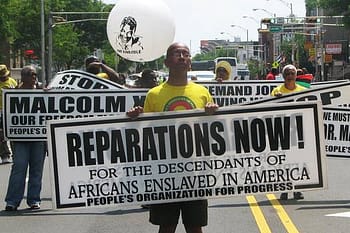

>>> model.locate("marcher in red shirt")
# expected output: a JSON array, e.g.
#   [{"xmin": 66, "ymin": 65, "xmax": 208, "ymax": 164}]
[{"xmin": 265, "ymin": 67, "xmax": 278, "ymax": 80}]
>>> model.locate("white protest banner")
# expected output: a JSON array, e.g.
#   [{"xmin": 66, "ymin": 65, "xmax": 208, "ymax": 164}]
[
  {"xmin": 3, "ymin": 89, "xmax": 147, "ymax": 140},
  {"xmin": 198, "ymin": 80, "xmax": 280, "ymax": 105},
  {"xmin": 195, "ymin": 80, "xmax": 348, "ymax": 106},
  {"xmin": 47, "ymin": 70, "xmax": 126, "ymax": 90},
  {"xmin": 5, "ymin": 80, "xmax": 347, "ymax": 140},
  {"xmin": 47, "ymin": 102, "xmax": 326, "ymax": 209},
  {"xmin": 245, "ymin": 81, "xmax": 350, "ymax": 107},
  {"xmin": 246, "ymin": 82, "xmax": 350, "ymax": 157},
  {"xmin": 323, "ymin": 107, "xmax": 350, "ymax": 157}
]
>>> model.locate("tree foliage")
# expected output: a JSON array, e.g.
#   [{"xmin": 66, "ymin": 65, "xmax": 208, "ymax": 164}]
[
  {"xmin": 49, "ymin": 0, "xmax": 111, "ymax": 70},
  {"xmin": 0, "ymin": 0, "xmax": 15, "ymax": 62},
  {"xmin": 8, "ymin": 0, "xmax": 42, "ymax": 61},
  {"xmin": 1, "ymin": 0, "xmax": 165, "ymax": 74},
  {"xmin": 0, "ymin": 0, "xmax": 14, "ymax": 40},
  {"xmin": 53, "ymin": 24, "xmax": 88, "ymax": 71},
  {"xmin": 306, "ymin": 0, "xmax": 350, "ymax": 27}
]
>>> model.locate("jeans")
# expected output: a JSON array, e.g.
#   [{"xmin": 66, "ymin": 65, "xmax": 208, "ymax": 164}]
[{"xmin": 5, "ymin": 141, "xmax": 46, "ymax": 207}]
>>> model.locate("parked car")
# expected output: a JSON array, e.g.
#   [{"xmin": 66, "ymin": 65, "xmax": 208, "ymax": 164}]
[
  {"xmin": 125, "ymin": 73, "xmax": 142, "ymax": 88},
  {"xmin": 187, "ymin": 70, "xmax": 215, "ymax": 81},
  {"xmin": 237, "ymin": 69, "xmax": 250, "ymax": 80}
]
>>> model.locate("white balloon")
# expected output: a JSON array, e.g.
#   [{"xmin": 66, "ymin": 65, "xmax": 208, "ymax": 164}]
[{"xmin": 107, "ymin": 0, "xmax": 175, "ymax": 62}]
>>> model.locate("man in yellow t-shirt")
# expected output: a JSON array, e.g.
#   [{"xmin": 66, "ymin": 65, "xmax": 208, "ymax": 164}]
[
  {"xmin": 271, "ymin": 64, "xmax": 306, "ymax": 201},
  {"xmin": 127, "ymin": 42, "xmax": 218, "ymax": 233},
  {"xmin": 0, "ymin": 64, "xmax": 17, "ymax": 164}
]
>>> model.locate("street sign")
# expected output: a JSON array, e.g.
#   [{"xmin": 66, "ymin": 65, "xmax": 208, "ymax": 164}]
[
  {"xmin": 272, "ymin": 61, "xmax": 279, "ymax": 68},
  {"xmin": 269, "ymin": 25, "xmax": 282, "ymax": 33},
  {"xmin": 324, "ymin": 54, "xmax": 333, "ymax": 63},
  {"xmin": 276, "ymin": 17, "xmax": 284, "ymax": 24},
  {"xmin": 309, "ymin": 48, "xmax": 316, "ymax": 56}
]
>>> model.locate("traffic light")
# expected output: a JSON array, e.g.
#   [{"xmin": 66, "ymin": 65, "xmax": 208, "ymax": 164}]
[
  {"xmin": 261, "ymin": 18, "xmax": 271, "ymax": 24},
  {"xmin": 306, "ymin": 17, "xmax": 319, "ymax": 24},
  {"xmin": 24, "ymin": 49, "xmax": 34, "ymax": 57},
  {"xmin": 261, "ymin": 18, "xmax": 276, "ymax": 24},
  {"xmin": 24, "ymin": 49, "xmax": 37, "ymax": 59}
]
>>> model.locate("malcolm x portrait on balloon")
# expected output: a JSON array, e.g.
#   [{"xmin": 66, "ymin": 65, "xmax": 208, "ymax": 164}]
[
  {"xmin": 117, "ymin": 16, "xmax": 144, "ymax": 52},
  {"xmin": 106, "ymin": 0, "xmax": 175, "ymax": 62}
]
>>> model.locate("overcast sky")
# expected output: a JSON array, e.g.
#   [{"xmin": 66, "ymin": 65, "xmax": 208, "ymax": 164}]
[{"xmin": 103, "ymin": 0, "xmax": 306, "ymax": 55}]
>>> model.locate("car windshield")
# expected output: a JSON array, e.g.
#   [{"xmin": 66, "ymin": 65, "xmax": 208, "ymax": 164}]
[
  {"xmin": 238, "ymin": 70, "xmax": 249, "ymax": 76},
  {"xmin": 187, "ymin": 71, "xmax": 214, "ymax": 81}
]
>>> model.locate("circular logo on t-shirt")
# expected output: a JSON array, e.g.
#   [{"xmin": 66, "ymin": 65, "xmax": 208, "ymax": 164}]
[{"xmin": 164, "ymin": 96, "xmax": 196, "ymax": 111}]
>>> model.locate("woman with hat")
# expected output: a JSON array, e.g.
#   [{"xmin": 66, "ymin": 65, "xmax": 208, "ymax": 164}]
[
  {"xmin": 214, "ymin": 61, "xmax": 232, "ymax": 82},
  {"xmin": 271, "ymin": 64, "xmax": 307, "ymax": 201}
]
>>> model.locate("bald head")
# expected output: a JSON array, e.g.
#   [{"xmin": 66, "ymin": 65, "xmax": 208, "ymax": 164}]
[{"xmin": 166, "ymin": 42, "xmax": 190, "ymax": 58}]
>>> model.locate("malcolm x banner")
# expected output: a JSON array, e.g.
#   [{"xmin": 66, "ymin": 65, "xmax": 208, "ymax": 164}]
[
  {"xmin": 47, "ymin": 102, "xmax": 326, "ymax": 209},
  {"xmin": 3, "ymin": 89, "xmax": 147, "ymax": 140}
]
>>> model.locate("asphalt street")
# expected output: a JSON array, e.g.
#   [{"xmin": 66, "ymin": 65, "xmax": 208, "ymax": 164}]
[{"xmin": 0, "ymin": 156, "xmax": 350, "ymax": 233}]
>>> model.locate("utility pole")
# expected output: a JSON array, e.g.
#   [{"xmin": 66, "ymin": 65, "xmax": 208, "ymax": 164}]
[
  {"xmin": 48, "ymin": 13, "xmax": 53, "ymax": 84},
  {"xmin": 270, "ymin": 0, "xmax": 293, "ymax": 17},
  {"xmin": 40, "ymin": 0, "xmax": 45, "ymax": 85},
  {"xmin": 320, "ymin": 17, "xmax": 325, "ymax": 81},
  {"xmin": 231, "ymin": 25, "xmax": 249, "ymax": 62}
]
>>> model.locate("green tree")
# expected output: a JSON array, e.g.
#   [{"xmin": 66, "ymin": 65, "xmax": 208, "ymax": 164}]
[
  {"xmin": 49, "ymin": 0, "xmax": 111, "ymax": 70},
  {"xmin": 0, "ymin": 0, "xmax": 15, "ymax": 64},
  {"xmin": 0, "ymin": 0, "xmax": 12, "ymax": 38},
  {"xmin": 0, "ymin": 0, "xmax": 170, "ymax": 77},
  {"xmin": 306, "ymin": 0, "xmax": 350, "ymax": 27},
  {"xmin": 52, "ymin": 24, "xmax": 89, "ymax": 70},
  {"xmin": 9, "ymin": 0, "xmax": 42, "ymax": 66},
  {"xmin": 247, "ymin": 59, "xmax": 260, "ymax": 79}
]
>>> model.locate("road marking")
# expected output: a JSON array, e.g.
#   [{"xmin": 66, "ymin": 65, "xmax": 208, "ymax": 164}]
[
  {"xmin": 266, "ymin": 194, "xmax": 300, "ymax": 233},
  {"xmin": 246, "ymin": 195, "xmax": 272, "ymax": 233},
  {"xmin": 326, "ymin": 211, "xmax": 350, "ymax": 218}
]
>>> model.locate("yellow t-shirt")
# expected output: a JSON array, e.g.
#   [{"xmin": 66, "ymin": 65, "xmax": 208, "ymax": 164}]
[
  {"xmin": 144, "ymin": 82, "xmax": 213, "ymax": 112},
  {"xmin": 0, "ymin": 77, "xmax": 17, "ymax": 109},
  {"xmin": 270, "ymin": 84, "xmax": 306, "ymax": 96}
]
